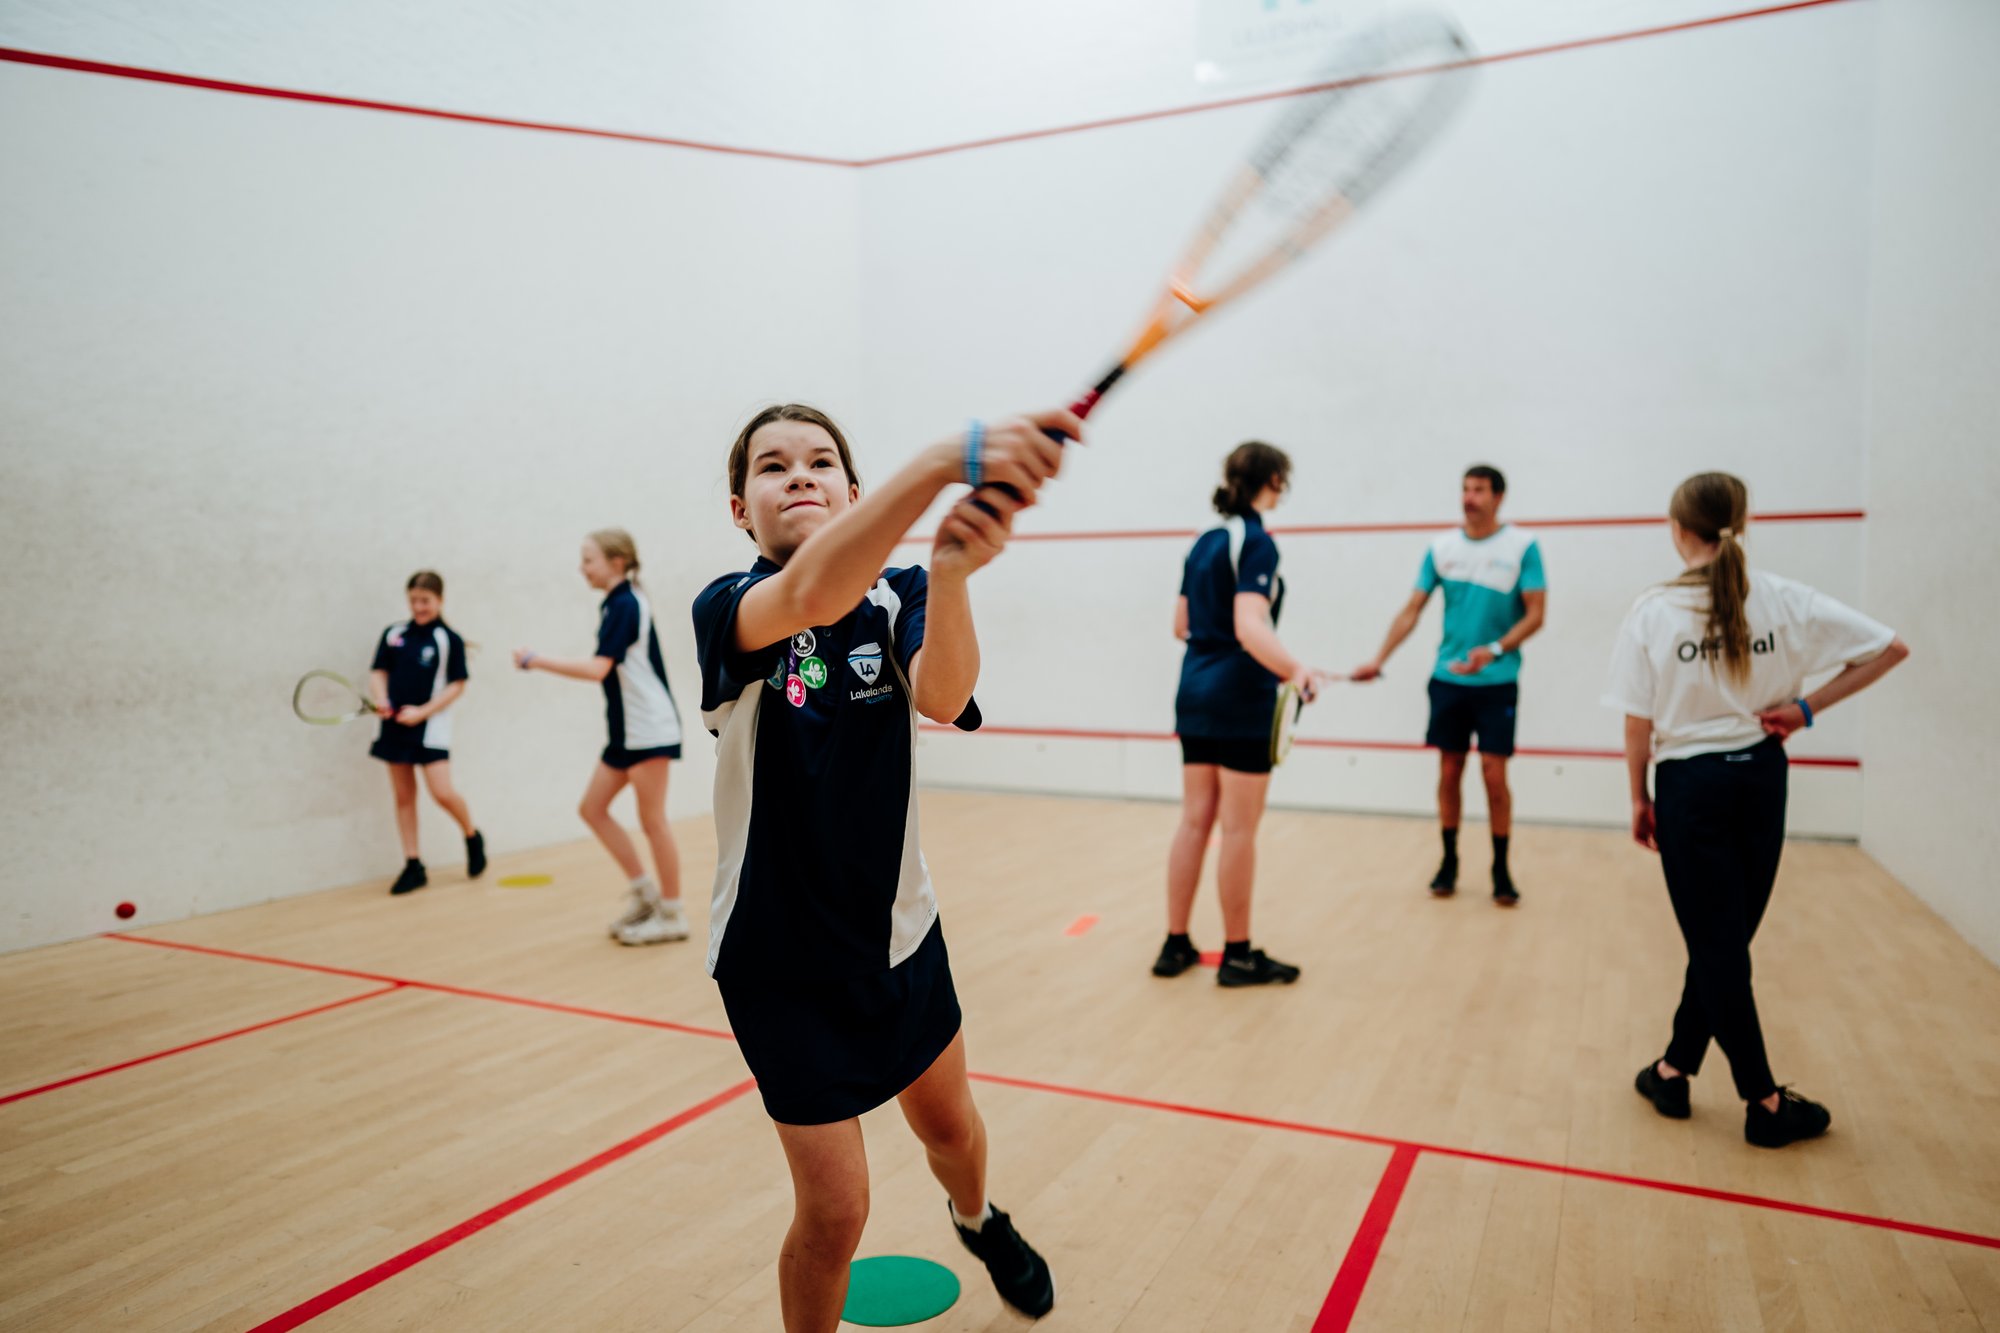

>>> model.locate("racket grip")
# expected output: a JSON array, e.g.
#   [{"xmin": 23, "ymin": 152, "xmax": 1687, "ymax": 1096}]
[{"xmin": 975, "ymin": 388, "xmax": 1106, "ymax": 515}]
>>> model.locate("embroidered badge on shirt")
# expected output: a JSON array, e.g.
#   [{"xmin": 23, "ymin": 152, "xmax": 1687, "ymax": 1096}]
[
  {"xmin": 799, "ymin": 657, "xmax": 828, "ymax": 690},
  {"xmin": 791, "ymin": 630, "xmax": 817, "ymax": 658},
  {"xmin": 848, "ymin": 643, "xmax": 883, "ymax": 685},
  {"xmin": 786, "ymin": 674, "xmax": 807, "ymax": 708}
]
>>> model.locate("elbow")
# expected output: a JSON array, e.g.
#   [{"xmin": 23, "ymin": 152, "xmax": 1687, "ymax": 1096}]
[
  {"xmin": 1887, "ymin": 637, "xmax": 1911, "ymax": 664},
  {"xmin": 917, "ymin": 693, "xmax": 970, "ymax": 726}
]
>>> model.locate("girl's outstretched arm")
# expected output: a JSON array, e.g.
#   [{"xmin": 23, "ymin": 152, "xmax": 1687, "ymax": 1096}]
[{"xmin": 733, "ymin": 410, "xmax": 1076, "ymax": 653}]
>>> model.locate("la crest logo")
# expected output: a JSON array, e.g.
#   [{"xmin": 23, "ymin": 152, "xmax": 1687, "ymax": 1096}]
[{"xmin": 848, "ymin": 643, "xmax": 884, "ymax": 685}]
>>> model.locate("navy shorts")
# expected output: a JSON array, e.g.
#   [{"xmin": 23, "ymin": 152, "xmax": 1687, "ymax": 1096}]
[
  {"xmin": 601, "ymin": 744, "xmax": 681, "ymax": 769},
  {"xmin": 1179, "ymin": 734, "xmax": 1273, "ymax": 775},
  {"xmin": 371, "ymin": 727, "xmax": 448, "ymax": 767},
  {"xmin": 1425, "ymin": 679, "xmax": 1519, "ymax": 757},
  {"xmin": 719, "ymin": 922, "xmax": 963, "ymax": 1125}
]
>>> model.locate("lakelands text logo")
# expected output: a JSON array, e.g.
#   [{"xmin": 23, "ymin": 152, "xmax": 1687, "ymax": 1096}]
[{"xmin": 1677, "ymin": 632, "xmax": 1775, "ymax": 663}]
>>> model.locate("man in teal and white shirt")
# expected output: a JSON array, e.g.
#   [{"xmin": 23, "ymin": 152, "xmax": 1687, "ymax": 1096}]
[{"xmin": 1353, "ymin": 466, "xmax": 1548, "ymax": 905}]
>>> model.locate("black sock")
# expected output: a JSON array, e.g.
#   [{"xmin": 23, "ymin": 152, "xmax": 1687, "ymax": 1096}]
[
  {"xmin": 1165, "ymin": 932, "xmax": 1192, "ymax": 951},
  {"xmin": 1492, "ymin": 834, "xmax": 1510, "ymax": 877},
  {"xmin": 405, "ymin": 857, "xmax": 423, "ymax": 869},
  {"xmin": 1223, "ymin": 939, "xmax": 1252, "ymax": 962},
  {"xmin": 1441, "ymin": 827, "xmax": 1458, "ymax": 857}
]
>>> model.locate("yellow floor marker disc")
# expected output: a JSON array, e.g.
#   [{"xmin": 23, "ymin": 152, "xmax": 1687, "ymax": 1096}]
[{"xmin": 496, "ymin": 874, "xmax": 553, "ymax": 888}]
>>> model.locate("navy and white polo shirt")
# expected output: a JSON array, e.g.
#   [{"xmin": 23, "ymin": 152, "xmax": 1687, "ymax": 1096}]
[
  {"xmin": 371, "ymin": 619, "xmax": 469, "ymax": 749},
  {"xmin": 692, "ymin": 559, "xmax": 979, "ymax": 984},
  {"xmin": 1176, "ymin": 513, "xmax": 1286, "ymax": 739},
  {"xmin": 597, "ymin": 581, "xmax": 682, "ymax": 753}
]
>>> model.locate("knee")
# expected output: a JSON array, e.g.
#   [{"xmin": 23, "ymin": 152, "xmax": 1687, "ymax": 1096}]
[
  {"xmin": 577, "ymin": 800, "xmax": 603, "ymax": 825},
  {"xmin": 637, "ymin": 809, "xmax": 671, "ymax": 837},
  {"xmin": 913, "ymin": 1108, "xmax": 982, "ymax": 1160},
  {"xmin": 1179, "ymin": 802, "xmax": 1217, "ymax": 835},
  {"xmin": 795, "ymin": 1191, "xmax": 870, "ymax": 1255}
]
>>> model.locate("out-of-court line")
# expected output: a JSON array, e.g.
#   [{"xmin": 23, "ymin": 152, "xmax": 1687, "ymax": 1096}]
[
  {"xmin": 0, "ymin": 983, "xmax": 402, "ymax": 1107},
  {"xmin": 1064, "ymin": 914, "xmax": 1100, "ymax": 937},
  {"xmin": 1, "ymin": 0, "xmax": 1862, "ymax": 168},
  {"xmin": 1313, "ymin": 1144, "xmax": 1422, "ymax": 1332},
  {"xmin": 100, "ymin": 933, "xmax": 2000, "ymax": 1252},
  {"xmin": 239, "ymin": 1077, "xmax": 758, "ymax": 1332}
]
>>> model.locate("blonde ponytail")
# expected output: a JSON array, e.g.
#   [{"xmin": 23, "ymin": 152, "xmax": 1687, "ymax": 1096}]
[{"xmin": 1668, "ymin": 473, "xmax": 1752, "ymax": 684}]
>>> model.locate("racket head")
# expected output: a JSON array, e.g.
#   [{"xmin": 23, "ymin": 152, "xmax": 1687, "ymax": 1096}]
[
  {"xmin": 1270, "ymin": 681, "xmax": 1303, "ymax": 766},
  {"xmin": 1110, "ymin": 10, "xmax": 1475, "ymax": 383},
  {"xmin": 293, "ymin": 670, "xmax": 375, "ymax": 725}
]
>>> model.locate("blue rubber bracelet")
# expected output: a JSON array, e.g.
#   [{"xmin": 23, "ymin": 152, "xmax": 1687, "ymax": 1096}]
[
  {"xmin": 956, "ymin": 420, "xmax": 980, "ymax": 488},
  {"xmin": 1794, "ymin": 697, "xmax": 1814, "ymax": 728}
]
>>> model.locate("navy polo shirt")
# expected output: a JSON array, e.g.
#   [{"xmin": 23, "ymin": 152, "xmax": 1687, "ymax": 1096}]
[
  {"xmin": 596, "ymin": 582, "xmax": 682, "ymax": 751},
  {"xmin": 692, "ymin": 559, "xmax": 979, "ymax": 984},
  {"xmin": 1175, "ymin": 513, "xmax": 1285, "ymax": 739},
  {"xmin": 371, "ymin": 618, "xmax": 469, "ymax": 751}
]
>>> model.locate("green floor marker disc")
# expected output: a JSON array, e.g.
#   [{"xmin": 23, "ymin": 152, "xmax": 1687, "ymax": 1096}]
[
  {"xmin": 842, "ymin": 1255, "xmax": 960, "ymax": 1326},
  {"xmin": 495, "ymin": 874, "xmax": 553, "ymax": 888}
]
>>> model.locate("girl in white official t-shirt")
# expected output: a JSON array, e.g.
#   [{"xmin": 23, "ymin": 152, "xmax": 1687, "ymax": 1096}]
[{"xmin": 1604, "ymin": 472, "xmax": 1909, "ymax": 1149}]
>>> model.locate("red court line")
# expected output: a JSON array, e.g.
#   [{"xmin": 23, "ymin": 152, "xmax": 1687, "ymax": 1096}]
[
  {"xmin": 99, "ymin": 934, "xmax": 2000, "ymax": 1253},
  {"xmin": 896, "ymin": 509, "xmax": 1864, "ymax": 548},
  {"xmin": 855, "ymin": 0, "xmax": 1863, "ymax": 167},
  {"xmin": 967, "ymin": 1072, "xmax": 2000, "ymax": 1253},
  {"xmin": 0, "ymin": 47, "xmax": 852, "ymax": 166},
  {"xmin": 241, "ymin": 1077, "xmax": 757, "ymax": 1333},
  {"xmin": 0, "ymin": 983, "xmax": 401, "ymax": 1107},
  {"xmin": 105, "ymin": 932, "xmax": 735, "ymax": 1041},
  {"xmin": 1, "ymin": 0, "xmax": 1859, "ymax": 168},
  {"xmin": 1314, "ymin": 1145, "xmax": 1421, "ymax": 1333},
  {"xmin": 922, "ymin": 723, "xmax": 1862, "ymax": 770},
  {"xmin": 1064, "ymin": 914, "xmax": 1100, "ymax": 937}
]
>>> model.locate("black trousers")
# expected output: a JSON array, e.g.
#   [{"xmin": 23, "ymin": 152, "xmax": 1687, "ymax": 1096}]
[{"xmin": 1655, "ymin": 736, "xmax": 1787, "ymax": 1102}]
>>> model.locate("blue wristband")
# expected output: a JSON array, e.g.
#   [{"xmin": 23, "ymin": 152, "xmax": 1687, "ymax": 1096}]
[
  {"xmin": 1794, "ymin": 696, "xmax": 1814, "ymax": 728},
  {"xmin": 963, "ymin": 420, "xmax": 984, "ymax": 490}
]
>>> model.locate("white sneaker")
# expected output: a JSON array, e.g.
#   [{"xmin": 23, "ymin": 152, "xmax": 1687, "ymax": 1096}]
[
  {"xmin": 609, "ymin": 886, "xmax": 652, "ymax": 938},
  {"xmin": 616, "ymin": 902, "xmax": 690, "ymax": 946}
]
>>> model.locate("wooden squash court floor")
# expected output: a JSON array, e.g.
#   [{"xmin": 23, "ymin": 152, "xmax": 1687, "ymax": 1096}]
[{"xmin": 3, "ymin": 792, "xmax": 1997, "ymax": 1330}]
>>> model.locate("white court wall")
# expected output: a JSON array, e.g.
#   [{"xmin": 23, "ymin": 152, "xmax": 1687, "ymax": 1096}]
[
  {"xmin": 6, "ymin": 0, "xmax": 1981, "ymax": 954},
  {"xmin": 855, "ymin": 0, "xmax": 1880, "ymax": 836},
  {"xmin": 1859, "ymin": 0, "xmax": 2000, "ymax": 963},
  {"xmin": 0, "ymin": 54, "xmax": 860, "ymax": 951}
]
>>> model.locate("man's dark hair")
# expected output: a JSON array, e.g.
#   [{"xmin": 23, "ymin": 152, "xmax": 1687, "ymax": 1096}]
[{"xmin": 1463, "ymin": 464, "xmax": 1506, "ymax": 495}]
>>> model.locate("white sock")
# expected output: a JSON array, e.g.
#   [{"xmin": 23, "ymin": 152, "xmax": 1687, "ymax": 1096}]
[
  {"xmin": 629, "ymin": 874, "xmax": 661, "ymax": 906},
  {"xmin": 952, "ymin": 1201, "xmax": 992, "ymax": 1232}
]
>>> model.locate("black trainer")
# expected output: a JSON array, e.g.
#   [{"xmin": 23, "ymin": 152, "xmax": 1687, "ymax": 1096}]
[
  {"xmin": 1216, "ymin": 949, "xmax": 1300, "ymax": 988},
  {"xmin": 465, "ymin": 831, "xmax": 487, "ymax": 879},
  {"xmin": 1744, "ymin": 1087, "xmax": 1831, "ymax": 1148},
  {"xmin": 1430, "ymin": 858, "xmax": 1458, "ymax": 897},
  {"xmin": 1634, "ymin": 1062, "xmax": 1691, "ymax": 1119},
  {"xmin": 952, "ymin": 1202, "xmax": 1054, "ymax": 1319},
  {"xmin": 1492, "ymin": 872, "xmax": 1520, "ymax": 908},
  {"xmin": 389, "ymin": 860, "xmax": 428, "ymax": 896},
  {"xmin": 1151, "ymin": 936, "xmax": 1202, "ymax": 978}
]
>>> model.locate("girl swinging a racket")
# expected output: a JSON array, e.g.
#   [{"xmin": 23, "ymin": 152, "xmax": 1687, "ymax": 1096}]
[
  {"xmin": 1156, "ymin": 442, "xmax": 1327, "ymax": 985},
  {"xmin": 692, "ymin": 403, "xmax": 1071, "ymax": 1330},
  {"xmin": 369, "ymin": 571, "xmax": 484, "ymax": 895},
  {"xmin": 513, "ymin": 529, "xmax": 688, "ymax": 946}
]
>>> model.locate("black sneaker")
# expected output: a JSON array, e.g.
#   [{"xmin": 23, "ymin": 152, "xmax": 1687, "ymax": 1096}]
[
  {"xmin": 1634, "ymin": 1062, "xmax": 1691, "ymax": 1119},
  {"xmin": 1151, "ymin": 937, "xmax": 1202, "ymax": 978},
  {"xmin": 1430, "ymin": 859, "xmax": 1458, "ymax": 897},
  {"xmin": 1492, "ymin": 873, "xmax": 1520, "ymax": 908},
  {"xmin": 1744, "ymin": 1088, "xmax": 1831, "ymax": 1148},
  {"xmin": 1216, "ymin": 949, "xmax": 1300, "ymax": 988},
  {"xmin": 952, "ymin": 1203, "xmax": 1054, "ymax": 1319},
  {"xmin": 465, "ymin": 831, "xmax": 487, "ymax": 879},
  {"xmin": 389, "ymin": 860, "xmax": 428, "ymax": 896}
]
